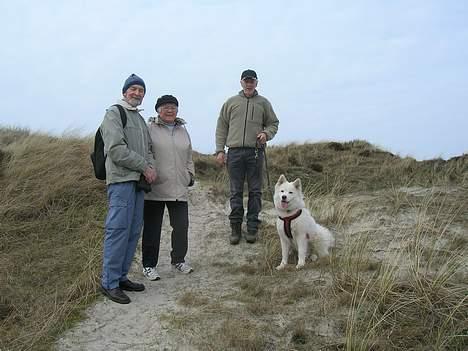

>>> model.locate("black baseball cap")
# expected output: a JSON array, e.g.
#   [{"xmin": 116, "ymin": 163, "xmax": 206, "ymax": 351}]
[{"xmin": 241, "ymin": 69, "xmax": 258, "ymax": 80}]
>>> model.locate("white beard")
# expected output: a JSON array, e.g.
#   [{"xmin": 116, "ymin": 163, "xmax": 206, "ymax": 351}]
[{"xmin": 125, "ymin": 97, "xmax": 142, "ymax": 107}]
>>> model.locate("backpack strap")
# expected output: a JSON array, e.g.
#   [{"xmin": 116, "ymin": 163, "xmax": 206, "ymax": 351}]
[{"xmin": 112, "ymin": 104, "xmax": 127, "ymax": 128}]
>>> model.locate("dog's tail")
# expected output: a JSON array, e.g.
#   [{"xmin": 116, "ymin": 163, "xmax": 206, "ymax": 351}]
[{"xmin": 317, "ymin": 224, "xmax": 335, "ymax": 248}]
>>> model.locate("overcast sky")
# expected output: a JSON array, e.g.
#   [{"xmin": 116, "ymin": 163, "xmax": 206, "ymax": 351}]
[{"xmin": 1, "ymin": 0, "xmax": 467, "ymax": 160}]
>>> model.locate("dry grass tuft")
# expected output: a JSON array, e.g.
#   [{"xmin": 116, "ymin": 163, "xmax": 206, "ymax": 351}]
[
  {"xmin": 214, "ymin": 319, "xmax": 268, "ymax": 350},
  {"xmin": 290, "ymin": 325, "xmax": 308, "ymax": 345},
  {"xmin": 193, "ymin": 152, "xmax": 229, "ymax": 200},
  {"xmin": 333, "ymin": 199, "xmax": 468, "ymax": 350},
  {"xmin": 306, "ymin": 194, "xmax": 354, "ymax": 228},
  {"xmin": 226, "ymin": 264, "xmax": 259, "ymax": 275},
  {"xmin": 177, "ymin": 291, "xmax": 210, "ymax": 307},
  {"xmin": 0, "ymin": 126, "xmax": 30, "ymax": 146}
]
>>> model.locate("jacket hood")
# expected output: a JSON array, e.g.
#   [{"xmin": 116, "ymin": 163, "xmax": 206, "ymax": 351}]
[{"xmin": 148, "ymin": 116, "xmax": 187, "ymax": 125}]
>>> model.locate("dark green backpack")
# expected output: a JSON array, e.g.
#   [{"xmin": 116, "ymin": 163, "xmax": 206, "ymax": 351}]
[{"xmin": 90, "ymin": 105, "xmax": 127, "ymax": 180}]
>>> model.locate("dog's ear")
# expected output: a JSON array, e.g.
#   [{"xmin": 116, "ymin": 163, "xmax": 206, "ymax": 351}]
[
  {"xmin": 292, "ymin": 178, "xmax": 302, "ymax": 191},
  {"xmin": 276, "ymin": 174, "xmax": 287, "ymax": 186}
]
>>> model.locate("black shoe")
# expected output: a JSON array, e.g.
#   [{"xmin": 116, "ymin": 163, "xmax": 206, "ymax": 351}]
[
  {"xmin": 119, "ymin": 279, "xmax": 145, "ymax": 292},
  {"xmin": 245, "ymin": 230, "xmax": 257, "ymax": 244},
  {"xmin": 230, "ymin": 223, "xmax": 242, "ymax": 245},
  {"xmin": 230, "ymin": 234, "xmax": 241, "ymax": 245},
  {"xmin": 100, "ymin": 286, "xmax": 131, "ymax": 304}
]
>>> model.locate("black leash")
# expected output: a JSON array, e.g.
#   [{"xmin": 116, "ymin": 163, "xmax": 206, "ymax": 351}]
[{"xmin": 256, "ymin": 141, "xmax": 274, "ymax": 201}]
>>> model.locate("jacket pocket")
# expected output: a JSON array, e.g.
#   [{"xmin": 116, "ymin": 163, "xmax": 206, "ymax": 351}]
[
  {"xmin": 181, "ymin": 170, "xmax": 191, "ymax": 187},
  {"xmin": 250, "ymin": 105, "xmax": 255, "ymax": 120},
  {"xmin": 250, "ymin": 103, "xmax": 264, "ymax": 123},
  {"xmin": 154, "ymin": 173, "xmax": 167, "ymax": 185},
  {"xmin": 105, "ymin": 193, "xmax": 128, "ymax": 230}
]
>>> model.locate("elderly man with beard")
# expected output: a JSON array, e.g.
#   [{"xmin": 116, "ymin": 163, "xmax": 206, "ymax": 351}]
[{"xmin": 99, "ymin": 74, "xmax": 157, "ymax": 304}]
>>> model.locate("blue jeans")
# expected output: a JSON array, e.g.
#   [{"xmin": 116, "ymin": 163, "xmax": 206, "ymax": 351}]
[
  {"xmin": 102, "ymin": 182, "xmax": 144, "ymax": 289},
  {"xmin": 226, "ymin": 148, "xmax": 263, "ymax": 232}
]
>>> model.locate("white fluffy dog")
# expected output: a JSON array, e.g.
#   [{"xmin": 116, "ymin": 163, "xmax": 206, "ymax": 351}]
[{"xmin": 274, "ymin": 174, "xmax": 334, "ymax": 270}]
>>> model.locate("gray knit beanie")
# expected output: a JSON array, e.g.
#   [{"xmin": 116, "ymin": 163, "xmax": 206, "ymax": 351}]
[{"xmin": 122, "ymin": 74, "xmax": 146, "ymax": 94}]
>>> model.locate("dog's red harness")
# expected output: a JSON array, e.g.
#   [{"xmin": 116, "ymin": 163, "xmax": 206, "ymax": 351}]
[{"xmin": 278, "ymin": 209, "xmax": 302, "ymax": 239}]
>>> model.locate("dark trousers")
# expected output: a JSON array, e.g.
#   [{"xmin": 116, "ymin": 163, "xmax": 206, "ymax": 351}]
[
  {"xmin": 226, "ymin": 148, "xmax": 263, "ymax": 232},
  {"xmin": 142, "ymin": 200, "xmax": 189, "ymax": 267}
]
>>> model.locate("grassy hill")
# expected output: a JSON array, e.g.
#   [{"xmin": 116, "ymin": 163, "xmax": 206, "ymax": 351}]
[
  {"xmin": 0, "ymin": 128, "xmax": 106, "ymax": 350},
  {"xmin": 191, "ymin": 144, "xmax": 467, "ymax": 350},
  {"xmin": 0, "ymin": 127, "xmax": 466, "ymax": 350},
  {"xmin": 194, "ymin": 140, "xmax": 467, "ymax": 196}
]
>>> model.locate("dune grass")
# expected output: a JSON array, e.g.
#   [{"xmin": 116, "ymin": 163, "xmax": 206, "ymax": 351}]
[
  {"xmin": 163, "ymin": 196, "xmax": 467, "ymax": 350},
  {"xmin": 1, "ymin": 129, "xmax": 466, "ymax": 350},
  {"xmin": 176, "ymin": 142, "xmax": 468, "ymax": 350},
  {"xmin": 0, "ymin": 128, "xmax": 105, "ymax": 351}
]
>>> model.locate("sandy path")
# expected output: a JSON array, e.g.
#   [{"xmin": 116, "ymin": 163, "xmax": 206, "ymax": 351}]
[{"xmin": 57, "ymin": 183, "xmax": 269, "ymax": 351}]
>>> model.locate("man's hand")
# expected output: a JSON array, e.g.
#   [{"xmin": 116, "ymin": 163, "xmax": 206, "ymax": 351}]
[
  {"xmin": 215, "ymin": 152, "xmax": 225, "ymax": 166},
  {"xmin": 143, "ymin": 166, "xmax": 157, "ymax": 184},
  {"xmin": 256, "ymin": 132, "xmax": 267, "ymax": 145}
]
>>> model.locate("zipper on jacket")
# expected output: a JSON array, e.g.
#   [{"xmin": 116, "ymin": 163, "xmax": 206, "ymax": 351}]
[
  {"xmin": 251, "ymin": 105, "xmax": 255, "ymax": 120},
  {"xmin": 242, "ymin": 98, "xmax": 250, "ymax": 147},
  {"xmin": 171, "ymin": 125, "xmax": 179, "ymax": 200}
]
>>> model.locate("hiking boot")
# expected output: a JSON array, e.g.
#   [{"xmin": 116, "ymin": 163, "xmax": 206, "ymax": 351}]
[
  {"xmin": 245, "ymin": 230, "xmax": 257, "ymax": 244},
  {"xmin": 172, "ymin": 262, "xmax": 194, "ymax": 274},
  {"xmin": 143, "ymin": 266, "xmax": 161, "ymax": 281},
  {"xmin": 100, "ymin": 286, "xmax": 131, "ymax": 304},
  {"xmin": 119, "ymin": 279, "xmax": 145, "ymax": 292},
  {"xmin": 230, "ymin": 223, "xmax": 242, "ymax": 245}
]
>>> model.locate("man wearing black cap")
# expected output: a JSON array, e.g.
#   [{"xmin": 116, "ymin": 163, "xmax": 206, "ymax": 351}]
[
  {"xmin": 99, "ymin": 74, "xmax": 157, "ymax": 304},
  {"xmin": 215, "ymin": 69, "xmax": 279, "ymax": 244}
]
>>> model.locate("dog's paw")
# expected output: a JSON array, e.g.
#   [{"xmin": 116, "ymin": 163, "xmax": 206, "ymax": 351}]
[
  {"xmin": 276, "ymin": 263, "xmax": 287, "ymax": 270},
  {"xmin": 310, "ymin": 254, "xmax": 318, "ymax": 262},
  {"xmin": 295, "ymin": 263, "xmax": 305, "ymax": 270}
]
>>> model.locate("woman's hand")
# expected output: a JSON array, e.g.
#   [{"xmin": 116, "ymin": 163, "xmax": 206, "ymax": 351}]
[{"xmin": 144, "ymin": 166, "xmax": 157, "ymax": 183}]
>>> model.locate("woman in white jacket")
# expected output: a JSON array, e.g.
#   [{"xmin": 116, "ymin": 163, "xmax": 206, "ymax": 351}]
[{"xmin": 142, "ymin": 95, "xmax": 195, "ymax": 280}]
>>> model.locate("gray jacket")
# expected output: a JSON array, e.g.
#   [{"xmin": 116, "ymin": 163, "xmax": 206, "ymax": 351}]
[
  {"xmin": 100, "ymin": 99, "xmax": 154, "ymax": 185},
  {"xmin": 145, "ymin": 117, "xmax": 195, "ymax": 202},
  {"xmin": 215, "ymin": 90, "xmax": 279, "ymax": 153}
]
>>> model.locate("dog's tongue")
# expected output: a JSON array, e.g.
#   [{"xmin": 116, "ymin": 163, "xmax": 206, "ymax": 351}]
[{"xmin": 281, "ymin": 201, "xmax": 288, "ymax": 209}]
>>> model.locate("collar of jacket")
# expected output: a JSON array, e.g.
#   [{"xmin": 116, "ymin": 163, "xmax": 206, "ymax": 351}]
[
  {"xmin": 116, "ymin": 99, "xmax": 144, "ymax": 112},
  {"xmin": 238, "ymin": 90, "xmax": 258, "ymax": 98},
  {"xmin": 148, "ymin": 116, "xmax": 186, "ymax": 126}
]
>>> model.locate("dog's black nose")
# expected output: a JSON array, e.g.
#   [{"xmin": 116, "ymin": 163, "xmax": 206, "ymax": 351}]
[{"xmin": 282, "ymin": 195, "xmax": 287, "ymax": 200}]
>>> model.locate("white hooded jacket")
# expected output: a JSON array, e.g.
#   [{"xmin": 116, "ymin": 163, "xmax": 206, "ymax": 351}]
[{"xmin": 144, "ymin": 116, "xmax": 195, "ymax": 202}]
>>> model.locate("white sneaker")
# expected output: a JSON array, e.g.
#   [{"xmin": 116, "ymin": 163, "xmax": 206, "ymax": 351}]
[
  {"xmin": 172, "ymin": 262, "xmax": 194, "ymax": 274},
  {"xmin": 143, "ymin": 266, "xmax": 160, "ymax": 281}
]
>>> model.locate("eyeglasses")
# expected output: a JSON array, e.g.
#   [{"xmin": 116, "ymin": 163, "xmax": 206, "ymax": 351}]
[
  {"xmin": 161, "ymin": 105, "xmax": 178, "ymax": 111},
  {"xmin": 242, "ymin": 78, "xmax": 257, "ymax": 83}
]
